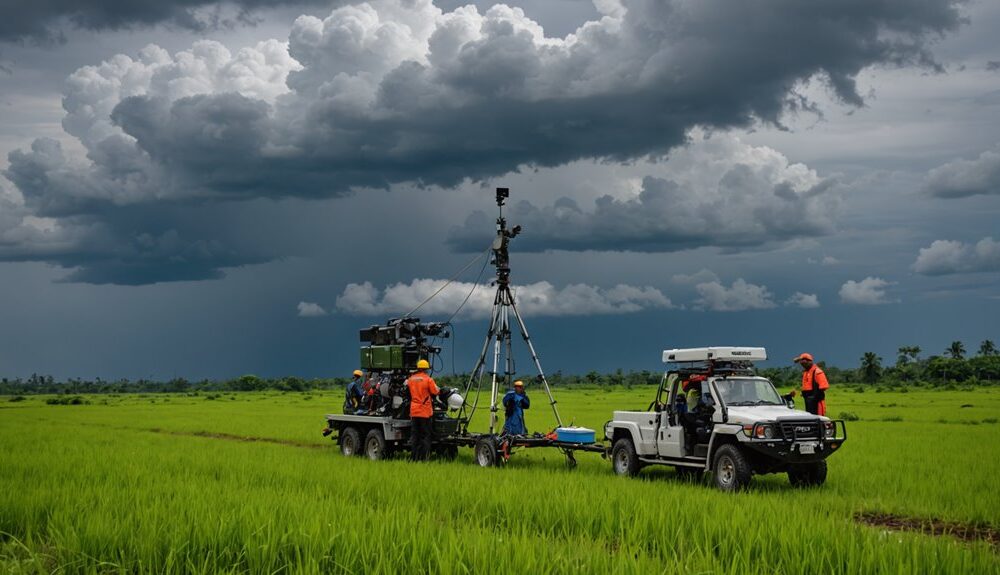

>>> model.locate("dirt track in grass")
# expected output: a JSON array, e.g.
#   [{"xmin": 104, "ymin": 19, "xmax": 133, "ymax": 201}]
[{"xmin": 855, "ymin": 511, "xmax": 999, "ymax": 549}]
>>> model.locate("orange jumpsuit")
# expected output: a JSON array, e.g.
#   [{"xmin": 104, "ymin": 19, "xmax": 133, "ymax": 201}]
[
  {"xmin": 406, "ymin": 371, "xmax": 439, "ymax": 460},
  {"xmin": 801, "ymin": 364, "xmax": 829, "ymax": 416}
]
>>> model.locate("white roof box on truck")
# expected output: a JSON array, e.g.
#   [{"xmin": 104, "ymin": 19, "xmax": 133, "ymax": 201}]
[{"xmin": 662, "ymin": 347, "xmax": 767, "ymax": 363}]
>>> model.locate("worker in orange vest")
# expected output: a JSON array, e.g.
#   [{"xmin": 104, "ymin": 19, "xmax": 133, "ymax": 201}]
[
  {"xmin": 405, "ymin": 359, "xmax": 439, "ymax": 461},
  {"xmin": 793, "ymin": 353, "xmax": 829, "ymax": 416}
]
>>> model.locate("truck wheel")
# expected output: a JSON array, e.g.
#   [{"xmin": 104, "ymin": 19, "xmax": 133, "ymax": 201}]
[
  {"xmin": 675, "ymin": 466, "xmax": 703, "ymax": 482},
  {"xmin": 364, "ymin": 428, "xmax": 388, "ymax": 461},
  {"xmin": 712, "ymin": 444, "xmax": 751, "ymax": 492},
  {"xmin": 475, "ymin": 437, "xmax": 501, "ymax": 467},
  {"xmin": 787, "ymin": 460, "xmax": 827, "ymax": 487},
  {"xmin": 611, "ymin": 438, "xmax": 640, "ymax": 477},
  {"xmin": 340, "ymin": 427, "xmax": 362, "ymax": 457}
]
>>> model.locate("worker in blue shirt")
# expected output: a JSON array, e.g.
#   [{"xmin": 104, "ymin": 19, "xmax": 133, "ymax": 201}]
[
  {"xmin": 344, "ymin": 369, "xmax": 366, "ymax": 414},
  {"xmin": 502, "ymin": 380, "xmax": 530, "ymax": 435}
]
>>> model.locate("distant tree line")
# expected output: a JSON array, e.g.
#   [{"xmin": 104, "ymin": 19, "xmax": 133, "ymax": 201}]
[
  {"xmin": 847, "ymin": 340, "xmax": 999, "ymax": 386},
  {"xmin": 759, "ymin": 339, "xmax": 999, "ymax": 389},
  {"xmin": 0, "ymin": 370, "xmax": 664, "ymax": 396},
  {"xmin": 2, "ymin": 342, "xmax": 995, "ymax": 395}
]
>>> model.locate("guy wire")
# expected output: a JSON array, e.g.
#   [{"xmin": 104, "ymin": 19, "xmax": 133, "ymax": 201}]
[{"xmin": 402, "ymin": 244, "xmax": 492, "ymax": 319}]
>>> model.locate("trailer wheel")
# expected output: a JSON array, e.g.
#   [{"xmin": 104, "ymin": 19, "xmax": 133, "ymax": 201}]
[
  {"xmin": 364, "ymin": 428, "xmax": 388, "ymax": 461},
  {"xmin": 712, "ymin": 444, "xmax": 751, "ymax": 492},
  {"xmin": 475, "ymin": 437, "xmax": 502, "ymax": 468},
  {"xmin": 340, "ymin": 427, "xmax": 362, "ymax": 457},
  {"xmin": 787, "ymin": 460, "xmax": 827, "ymax": 487},
  {"xmin": 611, "ymin": 438, "xmax": 640, "ymax": 477}
]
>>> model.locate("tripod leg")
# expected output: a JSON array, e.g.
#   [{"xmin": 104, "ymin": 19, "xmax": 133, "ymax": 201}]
[
  {"xmin": 503, "ymin": 304, "xmax": 515, "ymax": 409},
  {"xmin": 488, "ymin": 310, "xmax": 504, "ymax": 435},
  {"xmin": 461, "ymin": 300, "xmax": 501, "ymax": 430},
  {"xmin": 508, "ymin": 293, "xmax": 564, "ymax": 428}
]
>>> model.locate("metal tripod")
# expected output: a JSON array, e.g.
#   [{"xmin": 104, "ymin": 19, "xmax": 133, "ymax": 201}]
[{"xmin": 458, "ymin": 188, "xmax": 564, "ymax": 436}]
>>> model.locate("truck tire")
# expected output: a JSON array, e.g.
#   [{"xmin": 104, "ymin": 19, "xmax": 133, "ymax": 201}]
[
  {"xmin": 611, "ymin": 438, "xmax": 640, "ymax": 477},
  {"xmin": 712, "ymin": 444, "xmax": 751, "ymax": 492},
  {"xmin": 340, "ymin": 426, "xmax": 362, "ymax": 457},
  {"xmin": 364, "ymin": 428, "xmax": 389, "ymax": 461},
  {"xmin": 475, "ymin": 437, "xmax": 503, "ymax": 467},
  {"xmin": 787, "ymin": 460, "xmax": 827, "ymax": 487}
]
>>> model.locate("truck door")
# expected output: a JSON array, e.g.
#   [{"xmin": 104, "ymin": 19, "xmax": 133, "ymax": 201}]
[
  {"xmin": 637, "ymin": 413, "xmax": 659, "ymax": 454},
  {"xmin": 657, "ymin": 373, "xmax": 685, "ymax": 458}
]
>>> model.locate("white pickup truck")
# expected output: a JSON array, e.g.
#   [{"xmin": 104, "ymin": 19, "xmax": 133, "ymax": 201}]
[{"xmin": 604, "ymin": 347, "xmax": 847, "ymax": 491}]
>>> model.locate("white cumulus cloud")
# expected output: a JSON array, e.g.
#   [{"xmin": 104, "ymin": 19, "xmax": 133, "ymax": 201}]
[
  {"xmin": 693, "ymin": 279, "xmax": 776, "ymax": 312},
  {"xmin": 335, "ymin": 278, "xmax": 672, "ymax": 318},
  {"xmin": 785, "ymin": 292, "xmax": 820, "ymax": 309},
  {"xmin": 913, "ymin": 237, "xmax": 1000, "ymax": 275},
  {"xmin": 839, "ymin": 277, "xmax": 895, "ymax": 305},
  {"xmin": 923, "ymin": 148, "xmax": 1000, "ymax": 199},
  {"xmin": 297, "ymin": 301, "xmax": 328, "ymax": 317}
]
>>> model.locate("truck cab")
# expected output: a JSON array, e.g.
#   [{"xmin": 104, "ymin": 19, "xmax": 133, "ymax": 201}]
[{"xmin": 604, "ymin": 347, "xmax": 847, "ymax": 491}]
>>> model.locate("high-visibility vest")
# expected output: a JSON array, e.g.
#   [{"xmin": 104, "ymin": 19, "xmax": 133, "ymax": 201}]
[
  {"xmin": 802, "ymin": 365, "xmax": 829, "ymax": 392},
  {"xmin": 406, "ymin": 372, "xmax": 439, "ymax": 418}
]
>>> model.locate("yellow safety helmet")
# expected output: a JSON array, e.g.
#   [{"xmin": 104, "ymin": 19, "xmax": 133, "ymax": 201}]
[
  {"xmin": 513, "ymin": 380, "xmax": 524, "ymax": 388},
  {"xmin": 416, "ymin": 359, "xmax": 431, "ymax": 370},
  {"xmin": 352, "ymin": 369, "xmax": 363, "ymax": 378}
]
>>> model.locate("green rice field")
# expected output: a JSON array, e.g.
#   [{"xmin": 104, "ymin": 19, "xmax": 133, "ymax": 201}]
[{"xmin": 1, "ymin": 387, "xmax": 998, "ymax": 573}]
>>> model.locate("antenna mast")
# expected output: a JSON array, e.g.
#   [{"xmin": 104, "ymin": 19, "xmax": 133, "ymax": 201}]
[{"xmin": 459, "ymin": 188, "xmax": 564, "ymax": 435}]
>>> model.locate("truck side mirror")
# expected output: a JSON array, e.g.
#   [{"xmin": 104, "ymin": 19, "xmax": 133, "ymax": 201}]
[{"xmin": 785, "ymin": 398, "xmax": 795, "ymax": 409}]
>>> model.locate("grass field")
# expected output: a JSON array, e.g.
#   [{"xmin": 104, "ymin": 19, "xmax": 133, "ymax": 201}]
[{"xmin": 1, "ymin": 386, "xmax": 998, "ymax": 573}]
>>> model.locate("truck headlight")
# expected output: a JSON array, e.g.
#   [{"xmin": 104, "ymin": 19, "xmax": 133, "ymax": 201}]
[
  {"xmin": 753, "ymin": 424, "xmax": 774, "ymax": 439},
  {"xmin": 823, "ymin": 421, "xmax": 835, "ymax": 438}
]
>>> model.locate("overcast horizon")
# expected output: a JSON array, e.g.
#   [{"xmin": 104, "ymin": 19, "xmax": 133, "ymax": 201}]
[{"xmin": 1, "ymin": 0, "xmax": 998, "ymax": 380}]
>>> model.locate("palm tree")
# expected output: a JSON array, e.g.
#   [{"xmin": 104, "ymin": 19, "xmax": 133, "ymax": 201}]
[
  {"xmin": 860, "ymin": 352, "xmax": 882, "ymax": 384},
  {"xmin": 946, "ymin": 341, "xmax": 966, "ymax": 360},
  {"xmin": 896, "ymin": 347, "xmax": 910, "ymax": 367},
  {"xmin": 979, "ymin": 340, "xmax": 997, "ymax": 357},
  {"xmin": 896, "ymin": 345, "xmax": 921, "ymax": 367}
]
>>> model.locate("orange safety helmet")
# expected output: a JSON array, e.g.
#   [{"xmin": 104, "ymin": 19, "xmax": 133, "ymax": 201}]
[{"xmin": 793, "ymin": 353, "xmax": 814, "ymax": 364}]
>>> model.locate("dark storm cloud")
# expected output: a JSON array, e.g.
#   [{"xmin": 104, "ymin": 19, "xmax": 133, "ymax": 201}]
[
  {"xmin": 1, "ymin": 0, "xmax": 965, "ymax": 283},
  {"xmin": 0, "ymin": 184, "xmax": 275, "ymax": 284},
  {"xmin": 107, "ymin": 0, "xmax": 963, "ymax": 195},
  {"xmin": 923, "ymin": 146, "xmax": 1000, "ymax": 198},
  {"xmin": 0, "ymin": 0, "xmax": 334, "ymax": 43}
]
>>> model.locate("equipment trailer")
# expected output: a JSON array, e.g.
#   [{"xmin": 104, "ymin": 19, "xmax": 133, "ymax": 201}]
[{"xmin": 323, "ymin": 413, "xmax": 603, "ymax": 465}]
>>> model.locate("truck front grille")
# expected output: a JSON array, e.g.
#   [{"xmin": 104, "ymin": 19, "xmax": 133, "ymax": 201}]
[{"xmin": 779, "ymin": 421, "xmax": 821, "ymax": 440}]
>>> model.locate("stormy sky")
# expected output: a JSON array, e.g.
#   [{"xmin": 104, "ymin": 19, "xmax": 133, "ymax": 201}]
[{"xmin": 0, "ymin": 0, "xmax": 997, "ymax": 380}]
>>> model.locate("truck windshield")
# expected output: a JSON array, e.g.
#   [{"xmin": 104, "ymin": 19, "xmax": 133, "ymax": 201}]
[{"xmin": 714, "ymin": 378, "xmax": 783, "ymax": 406}]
